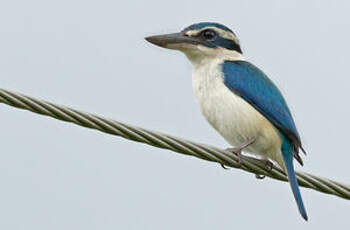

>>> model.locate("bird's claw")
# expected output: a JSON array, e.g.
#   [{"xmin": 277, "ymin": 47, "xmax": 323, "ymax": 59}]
[
  {"xmin": 220, "ymin": 163, "xmax": 230, "ymax": 170},
  {"xmin": 255, "ymin": 159, "xmax": 274, "ymax": 180},
  {"xmin": 255, "ymin": 174, "xmax": 266, "ymax": 179}
]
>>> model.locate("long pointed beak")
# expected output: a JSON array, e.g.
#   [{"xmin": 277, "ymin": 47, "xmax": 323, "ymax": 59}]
[{"xmin": 145, "ymin": 32, "xmax": 199, "ymax": 49}]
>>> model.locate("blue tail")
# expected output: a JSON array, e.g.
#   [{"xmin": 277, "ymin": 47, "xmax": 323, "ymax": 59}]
[{"xmin": 281, "ymin": 138, "xmax": 308, "ymax": 221}]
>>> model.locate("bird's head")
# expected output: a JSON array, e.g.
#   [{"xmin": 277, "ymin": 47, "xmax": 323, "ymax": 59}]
[{"xmin": 146, "ymin": 22, "xmax": 243, "ymax": 65}]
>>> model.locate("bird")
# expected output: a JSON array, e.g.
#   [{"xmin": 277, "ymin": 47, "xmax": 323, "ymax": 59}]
[{"xmin": 145, "ymin": 22, "xmax": 308, "ymax": 221}]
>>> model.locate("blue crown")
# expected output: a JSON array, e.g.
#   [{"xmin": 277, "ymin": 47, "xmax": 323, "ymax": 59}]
[{"xmin": 183, "ymin": 22, "xmax": 233, "ymax": 33}]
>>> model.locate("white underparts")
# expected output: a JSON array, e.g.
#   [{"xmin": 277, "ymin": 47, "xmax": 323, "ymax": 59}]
[{"xmin": 184, "ymin": 47, "xmax": 285, "ymax": 169}]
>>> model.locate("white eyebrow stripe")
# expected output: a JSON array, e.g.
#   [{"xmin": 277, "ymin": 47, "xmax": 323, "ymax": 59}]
[{"xmin": 184, "ymin": 27, "xmax": 240, "ymax": 45}]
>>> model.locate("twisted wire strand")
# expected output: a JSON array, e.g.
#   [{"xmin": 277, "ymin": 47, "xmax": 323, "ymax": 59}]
[{"xmin": 0, "ymin": 88, "xmax": 349, "ymax": 200}]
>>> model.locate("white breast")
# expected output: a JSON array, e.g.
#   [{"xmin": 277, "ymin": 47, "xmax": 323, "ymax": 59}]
[{"xmin": 191, "ymin": 57, "xmax": 284, "ymax": 167}]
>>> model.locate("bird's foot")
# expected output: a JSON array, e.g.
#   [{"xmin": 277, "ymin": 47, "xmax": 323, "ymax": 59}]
[
  {"xmin": 264, "ymin": 159, "xmax": 274, "ymax": 171},
  {"xmin": 255, "ymin": 159, "xmax": 274, "ymax": 179},
  {"xmin": 224, "ymin": 137, "xmax": 256, "ymax": 168}
]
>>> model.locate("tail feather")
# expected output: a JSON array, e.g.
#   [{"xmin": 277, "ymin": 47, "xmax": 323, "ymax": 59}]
[{"xmin": 281, "ymin": 139, "xmax": 308, "ymax": 221}]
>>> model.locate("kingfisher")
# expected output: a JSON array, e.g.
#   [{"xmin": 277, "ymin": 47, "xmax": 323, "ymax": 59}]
[{"xmin": 145, "ymin": 22, "xmax": 308, "ymax": 221}]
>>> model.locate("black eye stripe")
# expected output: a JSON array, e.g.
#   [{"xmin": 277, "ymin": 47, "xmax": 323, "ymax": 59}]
[{"xmin": 183, "ymin": 28, "xmax": 242, "ymax": 54}]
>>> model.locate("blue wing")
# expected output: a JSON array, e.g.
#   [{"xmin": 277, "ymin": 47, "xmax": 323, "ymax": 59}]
[{"xmin": 222, "ymin": 60, "xmax": 304, "ymax": 164}]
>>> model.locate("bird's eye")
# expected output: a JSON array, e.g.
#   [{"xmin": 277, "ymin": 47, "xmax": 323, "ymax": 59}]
[{"xmin": 202, "ymin": 29, "xmax": 216, "ymax": 40}]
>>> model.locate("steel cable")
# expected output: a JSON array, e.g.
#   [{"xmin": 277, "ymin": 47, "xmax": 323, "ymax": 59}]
[{"xmin": 0, "ymin": 88, "xmax": 349, "ymax": 200}]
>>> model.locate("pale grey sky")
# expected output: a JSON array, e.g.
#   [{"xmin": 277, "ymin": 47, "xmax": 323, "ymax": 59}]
[{"xmin": 1, "ymin": 0, "xmax": 349, "ymax": 229}]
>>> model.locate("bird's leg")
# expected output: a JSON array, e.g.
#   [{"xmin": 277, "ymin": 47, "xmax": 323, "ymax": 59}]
[{"xmin": 223, "ymin": 137, "xmax": 256, "ymax": 168}]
